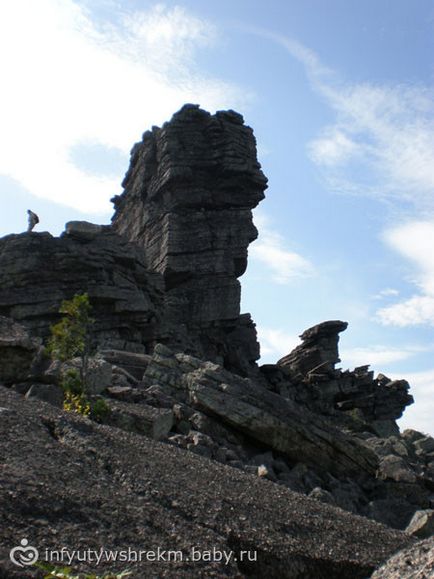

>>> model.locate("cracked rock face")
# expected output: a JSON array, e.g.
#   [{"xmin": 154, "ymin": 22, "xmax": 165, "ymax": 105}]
[
  {"xmin": 271, "ymin": 320, "xmax": 414, "ymax": 431},
  {"xmin": 0, "ymin": 229, "xmax": 163, "ymax": 353},
  {"xmin": 111, "ymin": 104, "xmax": 268, "ymax": 375}
]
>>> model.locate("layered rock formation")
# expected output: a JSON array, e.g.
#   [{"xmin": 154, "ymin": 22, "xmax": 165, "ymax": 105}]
[
  {"xmin": 0, "ymin": 224, "xmax": 163, "ymax": 353},
  {"xmin": 111, "ymin": 104, "xmax": 267, "ymax": 375},
  {"xmin": 0, "ymin": 105, "xmax": 433, "ymax": 578},
  {"xmin": 263, "ymin": 321, "xmax": 414, "ymax": 438}
]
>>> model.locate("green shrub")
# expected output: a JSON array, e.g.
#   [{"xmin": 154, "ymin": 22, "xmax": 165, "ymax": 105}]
[
  {"xmin": 47, "ymin": 293, "xmax": 95, "ymax": 417},
  {"xmin": 47, "ymin": 293, "xmax": 94, "ymax": 389},
  {"xmin": 61, "ymin": 368, "xmax": 84, "ymax": 396},
  {"xmin": 90, "ymin": 398, "xmax": 111, "ymax": 422}
]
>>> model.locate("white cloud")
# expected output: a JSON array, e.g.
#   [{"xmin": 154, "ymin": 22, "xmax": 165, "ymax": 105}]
[
  {"xmin": 398, "ymin": 369, "xmax": 434, "ymax": 437},
  {"xmin": 257, "ymin": 327, "xmax": 301, "ymax": 361},
  {"xmin": 372, "ymin": 288, "xmax": 400, "ymax": 300},
  {"xmin": 340, "ymin": 345, "xmax": 422, "ymax": 369},
  {"xmin": 255, "ymin": 29, "xmax": 434, "ymax": 330},
  {"xmin": 308, "ymin": 85, "xmax": 434, "ymax": 208},
  {"xmin": 378, "ymin": 295, "xmax": 434, "ymax": 327},
  {"xmin": 256, "ymin": 29, "xmax": 434, "ymax": 210},
  {"xmin": 250, "ymin": 213, "xmax": 314, "ymax": 284},
  {"xmin": 0, "ymin": 1, "xmax": 245, "ymax": 213},
  {"xmin": 308, "ymin": 128, "xmax": 359, "ymax": 166},
  {"xmin": 377, "ymin": 220, "xmax": 434, "ymax": 326}
]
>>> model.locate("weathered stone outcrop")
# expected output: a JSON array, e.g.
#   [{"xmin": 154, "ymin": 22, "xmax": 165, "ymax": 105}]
[
  {"xmin": 0, "ymin": 316, "xmax": 40, "ymax": 384},
  {"xmin": 1, "ymin": 104, "xmax": 433, "ymax": 564},
  {"xmin": 405, "ymin": 509, "xmax": 434, "ymax": 538},
  {"xmin": 0, "ymin": 227, "xmax": 163, "ymax": 352},
  {"xmin": 277, "ymin": 320, "xmax": 348, "ymax": 376},
  {"xmin": 136, "ymin": 343, "xmax": 433, "ymax": 529},
  {"xmin": 142, "ymin": 345, "xmax": 378, "ymax": 477},
  {"xmin": 265, "ymin": 321, "xmax": 414, "ymax": 437},
  {"xmin": 111, "ymin": 104, "xmax": 267, "ymax": 375}
]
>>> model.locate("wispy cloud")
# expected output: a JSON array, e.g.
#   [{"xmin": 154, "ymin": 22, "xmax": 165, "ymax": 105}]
[
  {"xmin": 340, "ymin": 344, "xmax": 428, "ymax": 369},
  {"xmin": 372, "ymin": 288, "xmax": 400, "ymax": 300},
  {"xmin": 308, "ymin": 83, "xmax": 434, "ymax": 208},
  {"xmin": 253, "ymin": 27, "xmax": 434, "ymax": 330},
  {"xmin": 0, "ymin": 1, "xmax": 245, "ymax": 213},
  {"xmin": 250, "ymin": 213, "xmax": 314, "ymax": 284},
  {"xmin": 377, "ymin": 220, "xmax": 434, "ymax": 326},
  {"xmin": 398, "ymin": 368, "xmax": 434, "ymax": 436},
  {"xmin": 253, "ymin": 27, "xmax": 434, "ymax": 210},
  {"xmin": 256, "ymin": 326, "xmax": 301, "ymax": 361}
]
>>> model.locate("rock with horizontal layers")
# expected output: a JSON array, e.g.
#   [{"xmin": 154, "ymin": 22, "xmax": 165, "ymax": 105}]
[
  {"xmin": 144, "ymin": 345, "xmax": 379, "ymax": 477},
  {"xmin": 271, "ymin": 321, "xmax": 413, "ymax": 430},
  {"xmin": 63, "ymin": 220, "xmax": 103, "ymax": 240},
  {"xmin": 278, "ymin": 320, "xmax": 348, "ymax": 376},
  {"xmin": 0, "ymin": 229, "xmax": 164, "ymax": 353},
  {"xmin": 111, "ymin": 104, "xmax": 267, "ymax": 376},
  {"xmin": 99, "ymin": 349, "xmax": 151, "ymax": 380}
]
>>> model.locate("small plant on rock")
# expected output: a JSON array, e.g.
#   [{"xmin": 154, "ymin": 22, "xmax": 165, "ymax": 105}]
[
  {"xmin": 63, "ymin": 391, "xmax": 91, "ymax": 417},
  {"xmin": 90, "ymin": 397, "xmax": 111, "ymax": 422},
  {"xmin": 47, "ymin": 293, "xmax": 94, "ymax": 388},
  {"xmin": 47, "ymin": 293, "xmax": 95, "ymax": 417}
]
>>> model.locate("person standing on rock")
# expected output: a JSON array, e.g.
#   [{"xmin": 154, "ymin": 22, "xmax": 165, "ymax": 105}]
[{"xmin": 27, "ymin": 210, "xmax": 39, "ymax": 232}]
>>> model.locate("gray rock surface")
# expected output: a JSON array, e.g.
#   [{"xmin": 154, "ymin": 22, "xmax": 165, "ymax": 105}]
[
  {"xmin": 112, "ymin": 104, "xmax": 267, "ymax": 376},
  {"xmin": 0, "ymin": 229, "xmax": 163, "ymax": 353},
  {"xmin": 0, "ymin": 316, "xmax": 41, "ymax": 384},
  {"xmin": 25, "ymin": 383, "xmax": 64, "ymax": 407},
  {"xmin": 277, "ymin": 320, "xmax": 348, "ymax": 376},
  {"xmin": 0, "ymin": 387, "xmax": 411, "ymax": 579},
  {"xmin": 141, "ymin": 344, "xmax": 433, "ymax": 529},
  {"xmin": 371, "ymin": 536, "xmax": 434, "ymax": 578},
  {"xmin": 269, "ymin": 321, "xmax": 414, "ymax": 431},
  {"xmin": 105, "ymin": 398, "xmax": 174, "ymax": 440},
  {"xmin": 406, "ymin": 509, "xmax": 434, "ymax": 538}
]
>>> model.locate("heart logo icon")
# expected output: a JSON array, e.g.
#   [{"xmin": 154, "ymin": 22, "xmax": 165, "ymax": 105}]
[{"xmin": 9, "ymin": 538, "xmax": 39, "ymax": 567}]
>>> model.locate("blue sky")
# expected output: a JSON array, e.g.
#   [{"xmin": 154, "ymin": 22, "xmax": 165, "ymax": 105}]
[{"xmin": 1, "ymin": 0, "xmax": 434, "ymax": 435}]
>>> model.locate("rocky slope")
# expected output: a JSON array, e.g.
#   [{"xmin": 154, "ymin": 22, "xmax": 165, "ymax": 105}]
[
  {"xmin": 0, "ymin": 105, "xmax": 433, "ymax": 578},
  {"xmin": 0, "ymin": 387, "xmax": 412, "ymax": 579}
]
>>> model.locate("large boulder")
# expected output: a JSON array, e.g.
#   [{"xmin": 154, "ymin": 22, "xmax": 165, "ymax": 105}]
[
  {"xmin": 143, "ymin": 345, "xmax": 379, "ymax": 477},
  {"xmin": 405, "ymin": 509, "xmax": 434, "ymax": 538}
]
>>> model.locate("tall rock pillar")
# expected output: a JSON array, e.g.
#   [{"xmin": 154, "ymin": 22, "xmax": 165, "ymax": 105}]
[{"xmin": 111, "ymin": 104, "xmax": 267, "ymax": 374}]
